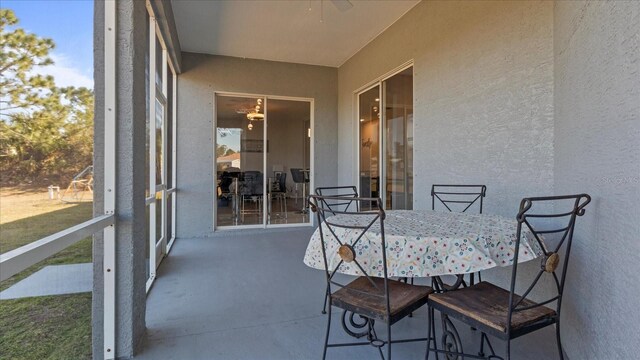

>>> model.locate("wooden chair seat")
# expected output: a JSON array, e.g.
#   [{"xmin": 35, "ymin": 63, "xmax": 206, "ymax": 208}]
[
  {"xmin": 428, "ymin": 281, "xmax": 556, "ymax": 337},
  {"xmin": 332, "ymin": 277, "xmax": 432, "ymax": 325}
]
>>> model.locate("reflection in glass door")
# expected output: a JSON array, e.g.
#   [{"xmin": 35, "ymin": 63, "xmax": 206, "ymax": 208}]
[
  {"xmin": 358, "ymin": 66, "xmax": 413, "ymax": 210},
  {"xmin": 383, "ymin": 67, "xmax": 413, "ymax": 209},
  {"xmin": 215, "ymin": 94, "xmax": 312, "ymax": 228},
  {"xmin": 216, "ymin": 95, "xmax": 265, "ymax": 227},
  {"xmin": 358, "ymin": 86, "xmax": 380, "ymax": 210}
]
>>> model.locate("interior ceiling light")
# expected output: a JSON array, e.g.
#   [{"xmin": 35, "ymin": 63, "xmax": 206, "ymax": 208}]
[
  {"xmin": 247, "ymin": 112, "xmax": 264, "ymax": 121},
  {"xmin": 246, "ymin": 98, "xmax": 265, "ymax": 121},
  {"xmin": 248, "ymin": 123, "xmax": 253, "ymax": 130}
]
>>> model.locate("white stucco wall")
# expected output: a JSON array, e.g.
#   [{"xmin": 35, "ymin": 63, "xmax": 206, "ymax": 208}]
[
  {"xmin": 176, "ymin": 53, "xmax": 337, "ymax": 237},
  {"xmin": 337, "ymin": 0, "xmax": 555, "ymax": 218},
  {"xmin": 554, "ymin": 1, "xmax": 640, "ymax": 358}
]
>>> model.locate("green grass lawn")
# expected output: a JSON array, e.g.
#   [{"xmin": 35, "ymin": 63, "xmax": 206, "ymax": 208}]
[
  {"xmin": 0, "ymin": 294, "xmax": 92, "ymax": 360},
  {"xmin": 0, "ymin": 187, "xmax": 94, "ymax": 359}
]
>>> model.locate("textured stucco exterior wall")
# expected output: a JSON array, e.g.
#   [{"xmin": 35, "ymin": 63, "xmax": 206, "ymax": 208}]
[
  {"xmin": 176, "ymin": 54, "xmax": 338, "ymax": 237},
  {"xmin": 554, "ymin": 1, "xmax": 640, "ymax": 358},
  {"xmin": 338, "ymin": 0, "xmax": 555, "ymax": 218}
]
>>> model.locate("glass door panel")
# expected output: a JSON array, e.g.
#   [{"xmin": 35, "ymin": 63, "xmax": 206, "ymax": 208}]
[
  {"xmin": 266, "ymin": 99, "xmax": 311, "ymax": 225},
  {"xmin": 154, "ymin": 95, "xmax": 166, "ymax": 266},
  {"xmin": 359, "ymin": 86, "xmax": 381, "ymax": 210},
  {"xmin": 358, "ymin": 66, "xmax": 413, "ymax": 210},
  {"xmin": 216, "ymin": 95, "xmax": 266, "ymax": 227},
  {"xmin": 383, "ymin": 68, "xmax": 413, "ymax": 210}
]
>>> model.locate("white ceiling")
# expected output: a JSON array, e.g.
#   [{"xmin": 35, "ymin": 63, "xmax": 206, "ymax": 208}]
[{"xmin": 171, "ymin": 0, "xmax": 420, "ymax": 67}]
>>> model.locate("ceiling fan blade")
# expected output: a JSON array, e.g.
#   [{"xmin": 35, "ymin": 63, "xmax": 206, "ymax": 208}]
[{"xmin": 330, "ymin": 0, "xmax": 353, "ymax": 12}]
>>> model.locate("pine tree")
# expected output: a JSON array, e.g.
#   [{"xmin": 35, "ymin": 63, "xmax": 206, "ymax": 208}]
[{"xmin": 0, "ymin": 9, "xmax": 94, "ymax": 185}]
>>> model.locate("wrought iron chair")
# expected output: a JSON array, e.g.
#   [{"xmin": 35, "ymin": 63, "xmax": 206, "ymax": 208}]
[
  {"xmin": 430, "ymin": 184, "xmax": 487, "ymax": 288},
  {"xmin": 426, "ymin": 194, "xmax": 591, "ymax": 360},
  {"xmin": 315, "ymin": 186, "xmax": 359, "ymax": 314},
  {"xmin": 309, "ymin": 195, "xmax": 434, "ymax": 360}
]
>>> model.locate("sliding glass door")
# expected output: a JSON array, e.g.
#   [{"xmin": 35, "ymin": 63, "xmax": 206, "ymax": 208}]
[
  {"xmin": 358, "ymin": 66, "xmax": 413, "ymax": 210},
  {"xmin": 215, "ymin": 94, "xmax": 312, "ymax": 229}
]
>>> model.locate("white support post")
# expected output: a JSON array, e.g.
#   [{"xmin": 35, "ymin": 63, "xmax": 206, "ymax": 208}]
[
  {"xmin": 103, "ymin": 1, "xmax": 117, "ymax": 358},
  {"xmin": 263, "ymin": 97, "xmax": 268, "ymax": 227},
  {"xmin": 160, "ymin": 49, "xmax": 168, "ymax": 253},
  {"xmin": 169, "ymin": 72, "xmax": 177, "ymax": 249}
]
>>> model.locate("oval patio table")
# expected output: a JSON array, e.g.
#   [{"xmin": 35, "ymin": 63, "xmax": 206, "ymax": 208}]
[
  {"xmin": 303, "ymin": 209, "xmax": 543, "ymax": 279},
  {"xmin": 303, "ymin": 209, "xmax": 545, "ymax": 352}
]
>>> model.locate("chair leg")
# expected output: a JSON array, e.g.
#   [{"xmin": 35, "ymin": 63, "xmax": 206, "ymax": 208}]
[
  {"xmin": 321, "ymin": 291, "xmax": 328, "ymax": 314},
  {"xmin": 387, "ymin": 322, "xmax": 392, "ymax": 360},
  {"xmin": 426, "ymin": 308, "xmax": 432, "ymax": 360},
  {"xmin": 556, "ymin": 321, "xmax": 564, "ymax": 360},
  {"xmin": 408, "ymin": 277, "xmax": 414, "ymax": 317},
  {"xmin": 425, "ymin": 307, "xmax": 439, "ymax": 360},
  {"xmin": 505, "ymin": 339, "xmax": 511, "ymax": 360},
  {"xmin": 322, "ymin": 298, "xmax": 332, "ymax": 360},
  {"xmin": 283, "ymin": 194, "xmax": 288, "ymax": 219}
]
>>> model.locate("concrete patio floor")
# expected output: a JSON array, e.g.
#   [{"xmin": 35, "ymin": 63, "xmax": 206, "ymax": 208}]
[{"xmin": 138, "ymin": 228, "xmax": 563, "ymax": 359}]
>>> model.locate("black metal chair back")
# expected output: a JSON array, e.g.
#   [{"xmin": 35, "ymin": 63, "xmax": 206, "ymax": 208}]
[
  {"xmin": 275, "ymin": 172, "xmax": 287, "ymax": 192},
  {"xmin": 507, "ymin": 194, "xmax": 591, "ymax": 337},
  {"xmin": 315, "ymin": 186, "xmax": 359, "ymax": 214},
  {"xmin": 308, "ymin": 195, "xmax": 390, "ymax": 311},
  {"xmin": 431, "ymin": 184, "xmax": 487, "ymax": 213},
  {"xmin": 290, "ymin": 168, "xmax": 305, "ymax": 184},
  {"xmin": 240, "ymin": 171, "xmax": 263, "ymax": 196},
  {"xmin": 218, "ymin": 172, "xmax": 233, "ymax": 194}
]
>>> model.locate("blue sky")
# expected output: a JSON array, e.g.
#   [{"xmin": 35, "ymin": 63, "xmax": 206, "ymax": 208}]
[{"xmin": 4, "ymin": 0, "xmax": 94, "ymax": 89}]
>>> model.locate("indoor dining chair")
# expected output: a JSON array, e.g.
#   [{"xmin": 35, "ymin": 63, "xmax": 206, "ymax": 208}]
[
  {"xmin": 290, "ymin": 168, "xmax": 309, "ymax": 212},
  {"xmin": 315, "ymin": 186, "xmax": 360, "ymax": 314},
  {"xmin": 426, "ymin": 194, "xmax": 591, "ymax": 360},
  {"xmin": 239, "ymin": 171, "xmax": 264, "ymax": 222},
  {"xmin": 309, "ymin": 195, "xmax": 435, "ymax": 360},
  {"xmin": 269, "ymin": 172, "xmax": 287, "ymax": 220}
]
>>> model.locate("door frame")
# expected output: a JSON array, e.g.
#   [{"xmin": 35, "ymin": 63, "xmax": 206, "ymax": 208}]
[
  {"xmin": 354, "ymin": 60, "xmax": 414, "ymax": 209},
  {"xmin": 212, "ymin": 91, "xmax": 315, "ymax": 231}
]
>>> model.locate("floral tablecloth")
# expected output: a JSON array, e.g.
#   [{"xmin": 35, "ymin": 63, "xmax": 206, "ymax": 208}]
[{"xmin": 303, "ymin": 210, "xmax": 543, "ymax": 278}]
